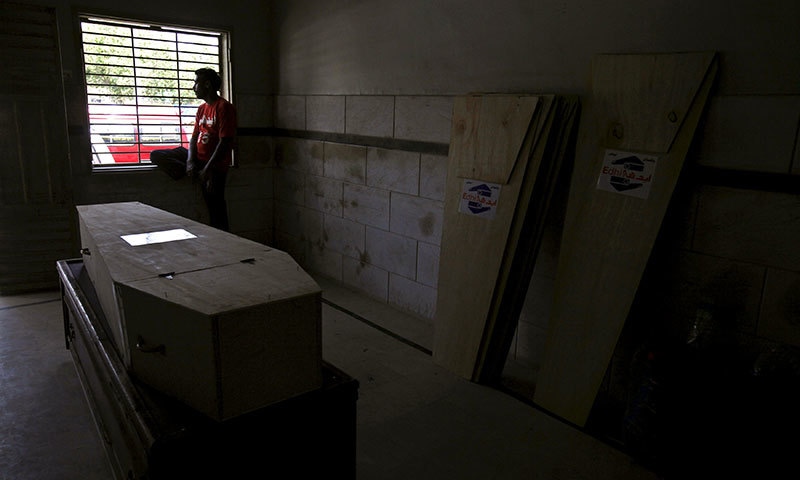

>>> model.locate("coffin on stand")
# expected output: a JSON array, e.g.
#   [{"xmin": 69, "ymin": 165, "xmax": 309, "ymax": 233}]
[
  {"xmin": 58, "ymin": 259, "xmax": 357, "ymax": 479},
  {"xmin": 76, "ymin": 201, "xmax": 322, "ymax": 421}
]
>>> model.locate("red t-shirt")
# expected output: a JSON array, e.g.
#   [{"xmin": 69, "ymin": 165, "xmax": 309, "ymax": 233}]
[{"xmin": 193, "ymin": 97, "xmax": 237, "ymax": 171}]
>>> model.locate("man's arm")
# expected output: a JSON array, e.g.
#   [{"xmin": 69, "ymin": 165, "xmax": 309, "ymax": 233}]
[
  {"xmin": 186, "ymin": 131, "xmax": 199, "ymax": 176},
  {"xmin": 199, "ymin": 136, "xmax": 234, "ymax": 178}
]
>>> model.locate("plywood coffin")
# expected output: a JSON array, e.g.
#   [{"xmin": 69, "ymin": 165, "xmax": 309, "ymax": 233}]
[
  {"xmin": 433, "ymin": 94, "xmax": 581, "ymax": 380},
  {"xmin": 77, "ymin": 202, "xmax": 322, "ymax": 421},
  {"xmin": 433, "ymin": 95, "xmax": 544, "ymax": 379},
  {"xmin": 533, "ymin": 52, "xmax": 719, "ymax": 427}
]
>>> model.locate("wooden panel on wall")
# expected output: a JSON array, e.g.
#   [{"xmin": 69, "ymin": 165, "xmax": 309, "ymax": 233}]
[
  {"xmin": 451, "ymin": 95, "xmax": 540, "ymax": 184},
  {"xmin": 475, "ymin": 96, "xmax": 581, "ymax": 383},
  {"xmin": 533, "ymin": 52, "xmax": 718, "ymax": 427},
  {"xmin": 0, "ymin": 97, "xmax": 70, "ymax": 205},
  {"xmin": 1, "ymin": 2, "xmax": 62, "ymax": 96},
  {"xmin": 0, "ymin": 3, "xmax": 73, "ymax": 294},
  {"xmin": 0, "ymin": 205, "xmax": 75, "ymax": 293},
  {"xmin": 433, "ymin": 94, "xmax": 549, "ymax": 379},
  {"xmin": 434, "ymin": 93, "xmax": 581, "ymax": 381}
]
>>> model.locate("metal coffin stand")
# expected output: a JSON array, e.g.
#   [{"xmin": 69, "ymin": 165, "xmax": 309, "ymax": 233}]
[{"xmin": 58, "ymin": 259, "xmax": 358, "ymax": 479}]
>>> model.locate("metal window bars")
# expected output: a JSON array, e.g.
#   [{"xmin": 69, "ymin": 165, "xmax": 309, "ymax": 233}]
[{"xmin": 80, "ymin": 17, "xmax": 225, "ymax": 166}]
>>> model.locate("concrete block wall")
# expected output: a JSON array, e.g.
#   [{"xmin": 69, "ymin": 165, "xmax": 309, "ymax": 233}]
[
  {"xmin": 661, "ymin": 95, "xmax": 800, "ymax": 347},
  {"xmin": 271, "ymin": 95, "xmax": 452, "ymax": 320},
  {"xmin": 226, "ymin": 92, "xmax": 276, "ymax": 245},
  {"xmin": 660, "ymin": 185, "xmax": 800, "ymax": 347},
  {"xmin": 597, "ymin": 94, "xmax": 800, "ymax": 411}
]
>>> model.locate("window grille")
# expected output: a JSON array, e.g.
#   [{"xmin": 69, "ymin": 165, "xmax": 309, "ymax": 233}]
[{"xmin": 80, "ymin": 16, "xmax": 227, "ymax": 167}]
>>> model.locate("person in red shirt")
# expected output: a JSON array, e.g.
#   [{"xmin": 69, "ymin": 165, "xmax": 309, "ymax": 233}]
[
  {"xmin": 150, "ymin": 68, "xmax": 237, "ymax": 231},
  {"xmin": 187, "ymin": 68, "xmax": 237, "ymax": 231}
]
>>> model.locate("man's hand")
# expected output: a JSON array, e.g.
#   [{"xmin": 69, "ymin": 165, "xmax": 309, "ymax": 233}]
[
  {"xmin": 200, "ymin": 165, "xmax": 214, "ymax": 192},
  {"xmin": 186, "ymin": 158, "xmax": 196, "ymax": 178}
]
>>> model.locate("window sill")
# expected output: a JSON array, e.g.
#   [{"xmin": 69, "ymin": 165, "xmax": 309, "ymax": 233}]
[{"xmin": 91, "ymin": 164, "xmax": 159, "ymax": 174}]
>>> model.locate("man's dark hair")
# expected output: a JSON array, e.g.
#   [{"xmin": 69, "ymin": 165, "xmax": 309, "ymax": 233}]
[{"xmin": 195, "ymin": 68, "xmax": 222, "ymax": 91}]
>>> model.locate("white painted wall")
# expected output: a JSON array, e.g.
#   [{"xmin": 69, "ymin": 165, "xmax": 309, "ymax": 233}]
[{"xmin": 272, "ymin": 0, "xmax": 799, "ymax": 95}]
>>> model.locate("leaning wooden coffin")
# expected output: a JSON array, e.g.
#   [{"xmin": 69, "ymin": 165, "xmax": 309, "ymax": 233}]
[{"xmin": 77, "ymin": 202, "xmax": 322, "ymax": 421}]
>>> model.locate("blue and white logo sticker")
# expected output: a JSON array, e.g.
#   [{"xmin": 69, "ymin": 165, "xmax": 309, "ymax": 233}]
[
  {"xmin": 458, "ymin": 179, "xmax": 501, "ymax": 219},
  {"xmin": 596, "ymin": 149, "xmax": 658, "ymax": 199}
]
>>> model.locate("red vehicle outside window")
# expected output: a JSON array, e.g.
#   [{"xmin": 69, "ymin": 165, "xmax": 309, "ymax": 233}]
[{"xmin": 89, "ymin": 104, "xmax": 196, "ymax": 165}]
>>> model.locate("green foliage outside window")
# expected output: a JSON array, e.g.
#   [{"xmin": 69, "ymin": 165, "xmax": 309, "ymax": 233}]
[{"xmin": 80, "ymin": 17, "xmax": 226, "ymax": 165}]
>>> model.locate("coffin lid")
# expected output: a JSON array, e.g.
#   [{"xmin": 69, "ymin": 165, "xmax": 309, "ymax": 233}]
[{"xmin": 77, "ymin": 202, "xmax": 320, "ymax": 315}]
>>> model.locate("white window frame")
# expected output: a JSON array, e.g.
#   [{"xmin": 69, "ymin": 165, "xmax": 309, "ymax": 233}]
[{"xmin": 79, "ymin": 15, "xmax": 231, "ymax": 170}]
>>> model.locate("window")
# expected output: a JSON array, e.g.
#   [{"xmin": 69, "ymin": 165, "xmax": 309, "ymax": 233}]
[{"xmin": 79, "ymin": 16, "xmax": 229, "ymax": 167}]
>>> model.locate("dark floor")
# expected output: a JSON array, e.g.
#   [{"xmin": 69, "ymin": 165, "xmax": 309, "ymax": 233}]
[{"xmin": 0, "ymin": 278, "xmax": 659, "ymax": 480}]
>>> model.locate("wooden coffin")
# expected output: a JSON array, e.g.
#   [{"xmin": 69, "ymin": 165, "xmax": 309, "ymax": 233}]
[
  {"xmin": 433, "ymin": 94, "xmax": 547, "ymax": 379},
  {"xmin": 76, "ymin": 202, "xmax": 322, "ymax": 421},
  {"xmin": 433, "ymin": 94, "xmax": 580, "ymax": 381},
  {"xmin": 58, "ymin": 259, "xmax": 357, "ymax": 479},
  {"xmin": 533, "ymin": 52, "xmax": 719, "ymax": 426}
]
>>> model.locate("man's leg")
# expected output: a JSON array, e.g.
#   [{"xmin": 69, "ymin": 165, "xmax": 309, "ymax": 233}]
[
  {"xmin": 202, "ymin": 170, "xmax": 229, "ymax": 231},
  {"xmin": 150, "ymin": 147, "xmax": 188, "ymax": 180}
]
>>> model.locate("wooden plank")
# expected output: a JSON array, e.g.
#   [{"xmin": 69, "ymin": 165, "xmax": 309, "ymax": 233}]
[
  {"xmin": 452, "ymin": 95, "xmax": 540, "ymax": 184},
  {"xmin": 0, "ymin": 204, "xmax": 75, "ymax": 294},
  {"xmin": 0, "ymin": 3, "xmax": 73, "ymax": 294},
  {"xmin": 433, "ymin": 94, "xmax": 552, "ymax": 378},
  {"xmin": 533, "ymin": 52, "xmax": 718, "ymax": 427},
  {"xmin": 475, "ymin": 96, "xmax": 582, "ymax": 382},
  {"xmin": 592, "ymin": 52, "xmax": 717, "ymax": 153}
]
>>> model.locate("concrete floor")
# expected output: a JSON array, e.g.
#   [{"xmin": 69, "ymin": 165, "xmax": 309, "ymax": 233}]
[{"xmin": 0, "ymin": 277, "xmax": 658, "ymax": 480}]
